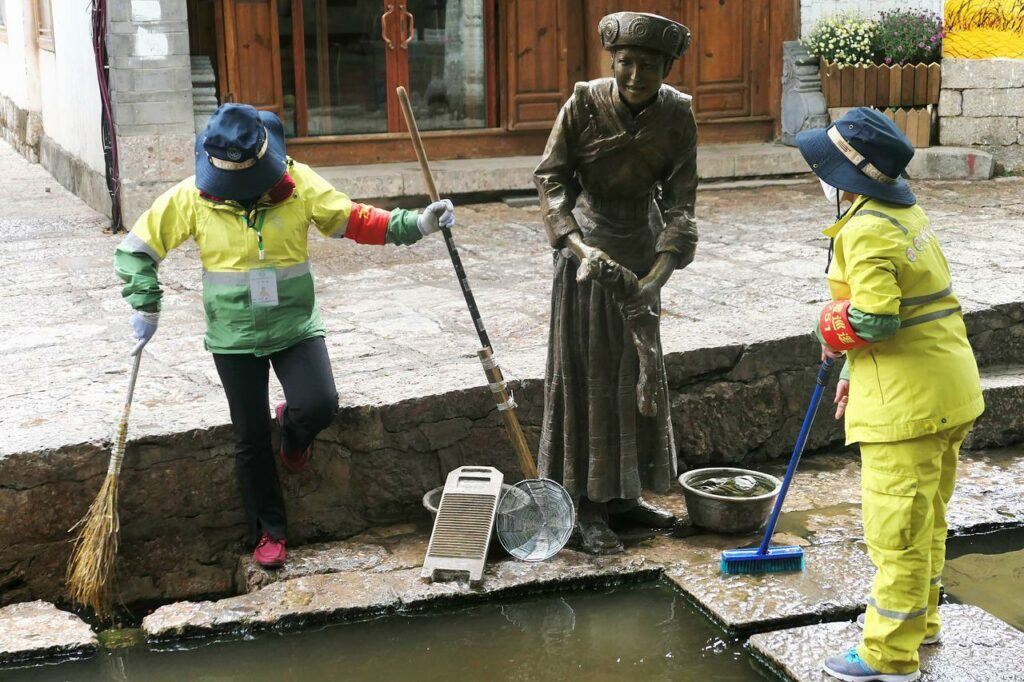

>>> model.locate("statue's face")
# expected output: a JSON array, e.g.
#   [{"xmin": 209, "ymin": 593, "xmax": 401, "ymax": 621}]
[{"xmin": 612, "ymin": 46, "xmax": 667, "ymax": 108}]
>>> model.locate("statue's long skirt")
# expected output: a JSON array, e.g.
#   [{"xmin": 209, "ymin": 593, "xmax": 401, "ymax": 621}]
[{"xmin": 537, "ymin": 252, "xmax": 677, "ymax": 503}]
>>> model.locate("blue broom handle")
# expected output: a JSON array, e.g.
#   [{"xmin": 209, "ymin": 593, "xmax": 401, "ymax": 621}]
[{"xmin": 757, "ymin": 356, "xmax": 835, "ymax": 555}]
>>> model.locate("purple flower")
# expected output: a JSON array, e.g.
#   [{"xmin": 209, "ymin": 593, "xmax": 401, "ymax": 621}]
[
  {"xmin": 918, "ymin": 42, "xmax": 926, "ymax": 48},
  {"xmin": 885, "ymin": 57, "xmax": 893, "ymax": 64},
  {"xmin": 930, "ymin": 35, "xmax": 937, "ymax": 42}
]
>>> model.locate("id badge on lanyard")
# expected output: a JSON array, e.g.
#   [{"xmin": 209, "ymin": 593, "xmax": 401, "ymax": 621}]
[{"xmin": 248, "ymin": 210, "xmax": 279, "ymax": 308}]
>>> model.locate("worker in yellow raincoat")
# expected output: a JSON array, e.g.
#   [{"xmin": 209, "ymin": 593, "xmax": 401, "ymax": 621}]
[{"xmin": 796, "ymin": 108, "xmax": 984, "ymax": 682}]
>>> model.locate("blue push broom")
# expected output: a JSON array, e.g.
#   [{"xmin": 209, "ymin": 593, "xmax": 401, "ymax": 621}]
[{"xmin": 720, "ymin": 356, "xmax": 835, "ymax": 575}]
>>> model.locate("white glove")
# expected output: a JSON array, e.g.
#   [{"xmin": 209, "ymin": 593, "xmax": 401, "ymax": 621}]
[
  {"xmin": 130, "ymin": 310, "xmax": 160, "ymax": 355},
  {"xmin": 417, "ymin": 199, "xmax": 455, "ymax": 236}
]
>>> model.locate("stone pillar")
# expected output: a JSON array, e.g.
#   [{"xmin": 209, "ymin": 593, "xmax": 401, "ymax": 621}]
[
  {"xmin": 780, "ymin": 41, "xmax": 828, "ymax": 147},
  {"xmin": 106, "ymin": 0, "xmax": 195, "ymax": 227}
]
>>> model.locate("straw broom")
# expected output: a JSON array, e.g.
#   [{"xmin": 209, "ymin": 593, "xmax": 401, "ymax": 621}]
[{"xmin": 67, "ymin": 351, "xmax": 142, "ymax": 617}]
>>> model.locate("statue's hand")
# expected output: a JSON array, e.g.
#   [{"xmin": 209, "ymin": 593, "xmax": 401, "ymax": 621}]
[
  {"xmin": 576, "ymin": 245, "xmax": 620, "ymax": 285},
  {"xmin": 622, "ymin": 276, "xmax": 660, "ymax": 320}
]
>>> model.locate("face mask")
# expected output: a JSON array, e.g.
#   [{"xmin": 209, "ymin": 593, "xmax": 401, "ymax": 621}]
[{"xmin": 820, "ymin": 179, "xmax": 838, "ymax": 204}]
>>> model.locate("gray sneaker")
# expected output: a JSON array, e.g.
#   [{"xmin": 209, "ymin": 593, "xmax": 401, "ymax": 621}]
[
  {"xmin": 823, "ymin": 648, "xmax": 921, "ymax": 682},
  {"xmin": 856, "ymin": 613, "xmax": 942, "ymax": 645}
]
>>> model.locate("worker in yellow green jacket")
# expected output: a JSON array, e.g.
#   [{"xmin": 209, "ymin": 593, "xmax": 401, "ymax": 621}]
[
  {"xmin": 796, "ymin": 108, "xmax": 984, "ymax": 682},
  {"xmin": 115, "ymin": 104, "xmax": 455, "ymax": 569}
]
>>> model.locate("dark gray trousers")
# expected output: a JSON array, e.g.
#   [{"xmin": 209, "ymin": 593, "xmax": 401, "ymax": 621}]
[{"xmin": 213, "ymin": 336, "xmax": 339, "ymax": 545}]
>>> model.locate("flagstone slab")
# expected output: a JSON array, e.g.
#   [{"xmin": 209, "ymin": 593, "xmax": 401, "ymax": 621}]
[
  {"xmin": 748, "ymin": 604, "xmax": 1024, "ymax": 682},
  {"xmin": 0, "ymin": 601, "xmax": 97, "ymax": 667},
  {"xmin": 666, "ymin": 541, "xmax": 876, "ymax": 634}
]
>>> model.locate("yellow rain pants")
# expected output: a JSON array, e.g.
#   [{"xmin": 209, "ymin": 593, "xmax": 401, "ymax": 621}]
[{"xmin": 856, "ymin": 420, "xmax": 973, "ymax": 674}]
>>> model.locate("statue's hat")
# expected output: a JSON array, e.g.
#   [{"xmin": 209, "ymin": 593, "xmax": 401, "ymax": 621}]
[{"xmin": 598, "ymin": 12, "xmax": 691, "ymax": 59}]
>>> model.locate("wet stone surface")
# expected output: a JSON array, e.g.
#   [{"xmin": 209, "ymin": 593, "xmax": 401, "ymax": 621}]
[
  {"xmin": 150, "ymin": 447, "xmax": 1024, "ymax": 643},
  {"xmin": 0, "ymin": 601, "xmax": 97, "ymax": 666},
  {"xmin": 144, "ymin": 544, "xmax": 662, "ymax": 641},
  {"xmin": 748, "ymin": 604, "xmax": 1024, "ymax": 682}
]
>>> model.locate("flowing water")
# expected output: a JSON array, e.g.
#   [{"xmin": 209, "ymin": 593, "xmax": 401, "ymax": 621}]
[
  {"xmin": 944, "ymin": 527, "xmax": 1024, "ymax": 631},
  {"xmin": 3, "ymin": 584, "xmax": 771, "ymax": 682}
]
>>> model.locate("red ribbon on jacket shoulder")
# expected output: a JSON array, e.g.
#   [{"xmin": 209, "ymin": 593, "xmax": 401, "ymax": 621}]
[{"xmin": 819, "ymin": 300, "xmax": 869, "ymax": 351}]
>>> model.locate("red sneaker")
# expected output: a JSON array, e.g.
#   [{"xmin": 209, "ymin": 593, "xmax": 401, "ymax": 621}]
[
  {"xmin": 253, "ymin": 532, "xmax": 287, "ymax": 568},
  {"xmin": 275, "ymin": 402, "xmax": 312, "ymax": 473}
]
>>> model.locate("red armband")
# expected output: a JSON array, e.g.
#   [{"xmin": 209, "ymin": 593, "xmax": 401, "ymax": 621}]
[
  {"xmin": 819, "ymin": 300, "xmax": 869, "ymax": 351},
  {"xmin": 343, "ymin": 203, "xmax": 390, "ymax": 245}
]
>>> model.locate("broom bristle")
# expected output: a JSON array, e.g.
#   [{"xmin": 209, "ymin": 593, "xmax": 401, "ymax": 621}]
[{"xmin": 67, "ymin": 473, "xmax": 121, "ymax": 617}]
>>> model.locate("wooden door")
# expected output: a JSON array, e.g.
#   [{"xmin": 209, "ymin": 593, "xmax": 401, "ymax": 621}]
[
  {"xmin": 580, "ymin": 0, "xmax": 784, "ymax": 141},
  {"xmin": 216, "ymin": 0, "xmax": 285, "ymax": 118},
  {"xmin": 504, "ymin": 0, "xmax": 574, "ymax": 130}
]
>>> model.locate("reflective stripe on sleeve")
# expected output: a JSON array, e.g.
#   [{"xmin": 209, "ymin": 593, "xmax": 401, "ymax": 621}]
[
  {"xmin": 119, "ymin": 232, "xmax": 164, "ymax": 264},
  {"xmin": 901, "ymin": 306, "xmax": 962, "ymax": 329},
  {"xmin": 203, "ymin": 261, "xmax": 312, "ymax": 286},
  {"xmin": 901, "ymin": 286, "xmax": 952, "ymax": 308},
  {"xmin": 867, "ymin": 597, "xmax": 928, "ymax": 621},
  {"xmin": 858, "ymin": 210, "xmax": 910, "ymax": 235}
]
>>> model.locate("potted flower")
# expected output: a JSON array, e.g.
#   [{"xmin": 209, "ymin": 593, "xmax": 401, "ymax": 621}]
[{"xmin": 805, "ymin": 10, "xmax": 944, "ymax": 110}]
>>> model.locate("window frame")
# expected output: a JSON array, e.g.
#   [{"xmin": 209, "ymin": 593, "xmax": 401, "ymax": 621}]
[{"xmin": 36, "ymin": 0, "xmax": 54, "ymax": 52}]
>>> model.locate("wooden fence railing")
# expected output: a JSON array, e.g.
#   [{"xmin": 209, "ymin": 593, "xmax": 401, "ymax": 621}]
[{"xmin": 819, "ymin": 60, "xmax": 942, "ymax": 109}]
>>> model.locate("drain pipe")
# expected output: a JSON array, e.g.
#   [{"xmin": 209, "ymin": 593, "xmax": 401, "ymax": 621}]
[{"xmin": 90, "ymin": 0, "xmax": 124, "ymax": 232}]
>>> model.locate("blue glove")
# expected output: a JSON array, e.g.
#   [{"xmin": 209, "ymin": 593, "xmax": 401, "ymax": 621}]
[
  {"xmin": 417, "ymin": 199, "xmax": 455, "ymax": 236},
  {"xmin": 130, "ymin": 310, "xmax": 159, "ymax": 355}
]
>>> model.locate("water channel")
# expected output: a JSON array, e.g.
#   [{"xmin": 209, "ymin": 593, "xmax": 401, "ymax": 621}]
[
  {"xmin": 7, "ymin": 529, "xmax": 1022, "ymax": 681},
  {"xmin": 4, "ymin": 584, "xmax": 768, "ymax": 682}
]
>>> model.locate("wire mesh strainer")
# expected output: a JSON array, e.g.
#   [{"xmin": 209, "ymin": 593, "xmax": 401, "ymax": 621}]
[{"xmin": 495, "ymin": 479, "xmax": 575, "ymax": 561}]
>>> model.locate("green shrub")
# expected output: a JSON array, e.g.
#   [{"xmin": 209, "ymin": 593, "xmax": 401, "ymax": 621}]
[{"xmin": 873, "ymin": 9, "xmax": 944, "ymax": 65}]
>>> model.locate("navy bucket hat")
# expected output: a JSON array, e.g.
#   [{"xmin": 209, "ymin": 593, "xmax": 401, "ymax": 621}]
[
  {"xmin": 195, "ymin": 104, "xmax": 287, "ymax": 200},
  {"xmin": 796, "ymin": 107, "xmax": 916, "ymax": 206}
]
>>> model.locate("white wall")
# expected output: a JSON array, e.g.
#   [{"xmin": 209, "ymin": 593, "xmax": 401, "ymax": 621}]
[
  {"xmin": 801, "ymin": 0, "xmax": 944, "ymax": 37},
  {"xmin": 38, "ymin": 2, "xmax": 104, "ymax": 172},
  {"xmin": 0, "ymin": 0, "xmax": 37, "ymax": 111}
]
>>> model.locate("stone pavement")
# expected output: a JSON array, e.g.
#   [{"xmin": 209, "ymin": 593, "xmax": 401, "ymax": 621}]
[
  {"xmin": 1, "ymin": 140, "xmax": 1021, "ymax": 459},
  {"xmin": 2, "ymin": 136, "xmax": 1024, "ymax": 609},
  {"xmin": 748, "ymin": 604, "xmax": 1024, "ymax": 682}
]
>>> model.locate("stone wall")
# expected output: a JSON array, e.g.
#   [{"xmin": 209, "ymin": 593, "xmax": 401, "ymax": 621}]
[
  {"xmin": 800, "ymin": 0, "xmax": 942, "ymax": 37},
  {"xmin": 939, "ymin": 58, "xmax": 1024, "ymax": 173},
  {"xmin": 107, "ymin": 0, "xmax": 195, "ymax": 226},
  {"xmin": 0, "ymin": 94, "xmax": 42, "ymax": 162},
  {"xmin": 2, "ymin": 303, "xmax": 1022, "ymax": 609}
]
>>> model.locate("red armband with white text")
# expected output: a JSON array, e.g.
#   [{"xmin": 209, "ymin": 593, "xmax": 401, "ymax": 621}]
[
  {"xmin": 819, "ymin": 300, "xmax": 869, "ymax": 351},
  {"xmin": 344, "ymin": 203, "xmax": 391, "ymax": 245}
]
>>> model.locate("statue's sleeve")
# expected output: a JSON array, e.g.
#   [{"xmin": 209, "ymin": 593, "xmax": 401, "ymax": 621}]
[
  {"xmin": 657, "ymin": 100, "xmax": 698, "ymax": 268},
  {"xmin": 534, "ymin": 94, "xmax": 581, "ymax": 249}
]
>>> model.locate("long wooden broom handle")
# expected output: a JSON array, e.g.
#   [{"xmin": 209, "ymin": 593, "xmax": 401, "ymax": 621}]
[{"xmin": 396, "ymin": 86, "xmax": 538, "ymax": 479}]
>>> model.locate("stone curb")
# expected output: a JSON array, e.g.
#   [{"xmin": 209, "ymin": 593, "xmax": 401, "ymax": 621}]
[
  {"xmin": 0, "ymin": 601, "xmax": 97, "ymax": 667},
  {"xmin": 316, "ymin": 146, "xmax": 995, "ymax": 205}
]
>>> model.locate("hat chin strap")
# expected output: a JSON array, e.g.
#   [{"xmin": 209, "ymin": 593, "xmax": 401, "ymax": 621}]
[
  {"xmin": 827, "ymin": 126, "xmax": 898, "ymax": 184},
  {"xmin": 208, "ymin": 128, "xmax": 270, "ymax": 171}
]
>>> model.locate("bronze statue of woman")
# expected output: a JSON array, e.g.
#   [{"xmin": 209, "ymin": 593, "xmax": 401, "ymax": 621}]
[{"xmin": 534, "ymin": 12, "xmax": 698, "ymax": 554}]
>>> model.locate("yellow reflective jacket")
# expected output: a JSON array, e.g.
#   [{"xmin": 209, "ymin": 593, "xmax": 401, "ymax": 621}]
[
  {"xmin": 824, "ymin": 196, "xmax": 984, "ymax": 444},
  {"xmin": 115, "ymin": 159, "xmax": 422, "ymax": 355}
]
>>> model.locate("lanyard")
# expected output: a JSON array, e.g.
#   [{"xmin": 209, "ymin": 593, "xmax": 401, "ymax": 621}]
[{"xmin": 246, "ymin": 209, "xmax": 269, "ymax": 261}]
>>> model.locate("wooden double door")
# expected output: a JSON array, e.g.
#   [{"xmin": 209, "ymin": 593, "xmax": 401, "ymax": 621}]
[{"xmin": 216, "ymin": 0, "xmax": 492, "ymax": 138}]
